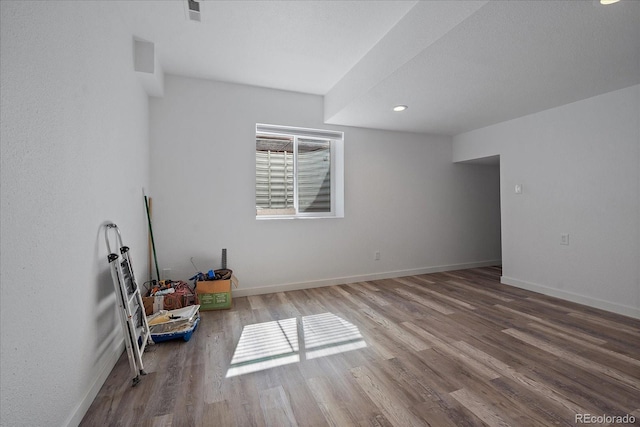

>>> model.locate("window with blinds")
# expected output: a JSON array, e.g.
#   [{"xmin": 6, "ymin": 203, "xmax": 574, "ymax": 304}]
[{"xmin": 256, "ymin": 124, "xmax": 344, "ymax": 219}]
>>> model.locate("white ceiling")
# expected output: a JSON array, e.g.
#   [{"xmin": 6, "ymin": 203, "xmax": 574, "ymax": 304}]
[{"xmin": 118, "ymin": 0, "xmax": 640, "ymax": 136}]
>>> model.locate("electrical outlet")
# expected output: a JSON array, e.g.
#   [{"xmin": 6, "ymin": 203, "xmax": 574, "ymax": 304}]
[
  {"xmin": 162, "ymin": 268, "xmax": 172, "ymax": 280},
  {"xmin": 560, "ymin": 233, "xmax": 569, "ymax": 245},
  {"xmin": 374, "ymin": 251, "xmax": 381, "ymax": 261},
  {"xmin": 515, "ymin": 184, "xmax": 523, "ymax": 194}
]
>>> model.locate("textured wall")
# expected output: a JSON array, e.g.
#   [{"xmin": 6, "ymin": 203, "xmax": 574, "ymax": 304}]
[
  {"xmin": 453, "ymin": 85, "xmax": 640, "ymax": 318},
  {"xmin": 1, "ymin": 2, "xmax": 149, "ymax": 425},
  {"xmin": 149, "ymin": 76, "xmax": 501, "ymax": 294}
]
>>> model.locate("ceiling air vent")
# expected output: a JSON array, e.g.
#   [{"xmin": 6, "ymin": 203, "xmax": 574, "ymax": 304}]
[{"xmin": 186, "ymin": 0, "xmax": 201, "ymax": 22}]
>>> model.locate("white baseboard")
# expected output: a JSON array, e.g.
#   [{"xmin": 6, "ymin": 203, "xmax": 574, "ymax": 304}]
[
  {"xmin": 65, "ymin": 338, "xmax": 124, "ymax": 427},
  {"xmin": 501, "ymin": 276, "xmax": 640, "ymax": 320},
  {"xmin": 232, "ymin": 259, "xmax": 502, "ymax": 298}
]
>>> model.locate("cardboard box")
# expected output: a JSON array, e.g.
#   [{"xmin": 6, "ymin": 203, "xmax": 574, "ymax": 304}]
[
  {"xmin": 142, "ymin": 292, "xmax": 195, "ymax": 316},
  {"xmin": 196, "ymin": 275, "xmax": 239, "ymax": 310},
  {"xmin": 143, "ymin": 295, "xmax": 165, "ymax": 316}
]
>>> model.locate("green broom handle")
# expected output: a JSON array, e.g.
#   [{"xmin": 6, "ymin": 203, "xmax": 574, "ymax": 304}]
[{"xmin": 144, "ymin": 195, "xmax": 161, "ymax": 282}]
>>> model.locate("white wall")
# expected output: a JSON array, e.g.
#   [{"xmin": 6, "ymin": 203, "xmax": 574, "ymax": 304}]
[
  {"xmin": 453, "ymin": 85, "xmax": 640, "ymax": 318},
  {"xmin": 150, "ymin": 76, "xmax": 501, "ymax": 294},
  {"xmin": 1, "ymin": 2, "xmax": 149, "ymax": 426}
]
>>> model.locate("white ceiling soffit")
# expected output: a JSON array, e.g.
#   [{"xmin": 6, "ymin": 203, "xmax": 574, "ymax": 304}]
[
  {"xmin": 326, "ymin": 0, "xmax": 640, "ymax": 135},
  {"xmin": 324, "ymin": 1, "xmax": 488, "ymax": 127},
  {"xmin": 117, "ymin": 0, "xmax": 640, "ymax": 136}
]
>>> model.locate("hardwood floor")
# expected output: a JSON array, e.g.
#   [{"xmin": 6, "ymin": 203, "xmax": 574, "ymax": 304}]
[{"xmin": 81, "ymin": 267, "xmax": 640, "ymax": 426}]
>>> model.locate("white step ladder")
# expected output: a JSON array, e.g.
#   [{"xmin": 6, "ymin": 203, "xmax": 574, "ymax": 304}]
[{"xmin": 104, "ymin": 223, "xmax": 152, "ymax": 386}]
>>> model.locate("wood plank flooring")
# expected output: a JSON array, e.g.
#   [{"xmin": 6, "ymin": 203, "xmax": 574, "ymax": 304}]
[{"xmin": 81, "ymin": 267, "xmax": 640, "ymax": 426}]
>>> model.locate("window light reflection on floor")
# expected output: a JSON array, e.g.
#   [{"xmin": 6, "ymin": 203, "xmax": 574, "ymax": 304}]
[
  {"xmin": 226, "ymin": 318, "xmax": 299, "ymax": 377},
  {"xmin": 303, "ymin": 312, "xmax": 367, "ymax": 359},
  {"xmin": 226, "ymin": 313, "xmax": 366, "ymax": 378}
]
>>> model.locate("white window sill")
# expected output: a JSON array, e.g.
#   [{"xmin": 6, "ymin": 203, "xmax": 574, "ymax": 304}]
[{"xmin": 256, "ymin": 214, "xmax": 343, "ymax": 220}]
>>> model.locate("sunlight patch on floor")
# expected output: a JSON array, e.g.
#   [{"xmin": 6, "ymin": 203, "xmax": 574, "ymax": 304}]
[
  {"xmin": 226, "ymin": 313, "xmax": 366, "ymax": 377},
  {"xmin": 303, "ymin": 312, "xmax": 366, "ymax": 359}
]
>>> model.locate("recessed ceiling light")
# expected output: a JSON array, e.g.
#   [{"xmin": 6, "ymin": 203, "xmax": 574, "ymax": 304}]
[
  {"xmin": 600, "ymin": 0, "xmax": 620, "ymax": 4},
  {"xmin": 393, "ymin": 105, "xmax": 408, "ymax": 112}
]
